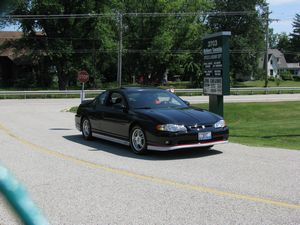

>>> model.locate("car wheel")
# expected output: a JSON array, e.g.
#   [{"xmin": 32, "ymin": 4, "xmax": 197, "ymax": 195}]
[
  {"xmin": 130, "ymin": 126, "xmax": 147, "ymax": 154},
  {"xmin": 81, "ymin": 117, "xmax": 92, "ymax": 140}
]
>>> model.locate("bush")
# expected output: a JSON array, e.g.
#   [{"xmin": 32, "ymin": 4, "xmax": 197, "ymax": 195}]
[
  {"xmin": 268, "ymin": 77, "xmax": 275, "ymax": 81},
  {"xmin": 293, "ymin": 75, "xmax": 300, "ymax": 81},
  {"xmin": 281, "ymin": 71, "xmax": 294, "ymax": 81},
  {"xmin": 274, "ymin": 77, "xmax": 281, "ymax": 86}
]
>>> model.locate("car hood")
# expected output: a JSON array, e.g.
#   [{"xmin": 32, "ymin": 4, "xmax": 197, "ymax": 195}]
[{"xmin": 135, "ymin": 107, "xmax": 221, "ymax": 125}]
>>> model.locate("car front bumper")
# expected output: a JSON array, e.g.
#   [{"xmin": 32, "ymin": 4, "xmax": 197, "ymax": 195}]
[
  {"xmin": 147, "ymin": 140, "xmax": 228, "ymax": 151},
  {"xmin": 146, "ymin": 127, "xmax": 229, "ymax": 151}
]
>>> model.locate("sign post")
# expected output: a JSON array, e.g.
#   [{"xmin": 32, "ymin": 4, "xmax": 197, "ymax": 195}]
[
  {"xmin": 203, "ymin": 31, "xmax": 231, "ymax": 117},
  {"xmin": 77, "ymin": 70, "xmax": 89, "ymax": 103}
]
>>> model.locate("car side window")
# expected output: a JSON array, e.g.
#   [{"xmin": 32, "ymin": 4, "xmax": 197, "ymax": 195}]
[
  {"xmin": 108, "ymin": 92, "xmax": 125, "ymax": 107},
  {"xmin": 97, "ymin": 91, "xmax": 107, "ymax": 106}
]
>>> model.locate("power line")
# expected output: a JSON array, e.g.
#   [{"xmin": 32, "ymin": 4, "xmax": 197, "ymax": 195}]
[
  {"xmin": 0, "ymin": 11, "xmax": 258, "ymax": 20},
  {"xmin": 0, "ymin": 13, "xmax": 115, "ymax": 20},
  {"xmin": 3, "ymin": 48, "xmax": 298, "ymax": 55}
]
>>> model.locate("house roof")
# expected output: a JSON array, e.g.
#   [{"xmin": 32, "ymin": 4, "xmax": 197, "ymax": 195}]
[
  {"xmin": 0, "ymin": 32, "xmax": 24, "ymax": 61},
  {"xmin": 268, "ymin": 49, "xmax": 283, "ymax": 58},
  {"xmin": 0, "ymin": 31, "xmax": 23, "ymax": 45},
  {"xmin": 268, "ymin": 49, "xmax": 287, "ymax": 69},
  {"xmin": 0, "ymin": 31, "xmax": 39, "ymax": 65}
]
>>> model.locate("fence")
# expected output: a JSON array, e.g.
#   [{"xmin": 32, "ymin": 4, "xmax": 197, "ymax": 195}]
[{"xmin": 1, "ymin": 87, "xmax": 300, "ymax": 99}]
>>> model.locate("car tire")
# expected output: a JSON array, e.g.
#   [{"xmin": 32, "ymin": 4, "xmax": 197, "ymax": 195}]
[
  {"xmin": 81, "ymin": 117, "xmax": 92, "ymax": 140},
  {"xmin": 130, "ymin": 126, "xmax": 147, "ymax": 154}
]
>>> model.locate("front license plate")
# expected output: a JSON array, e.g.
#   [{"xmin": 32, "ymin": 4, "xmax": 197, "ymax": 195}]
[{"xmin": 198, "ymin": 132, "xmax": 212, "ymax": 141}]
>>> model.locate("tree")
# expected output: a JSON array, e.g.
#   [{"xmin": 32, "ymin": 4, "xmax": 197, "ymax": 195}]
[
  {"xmin": 276, "ymin": 32, "xmax": 293, "ymax": 62},
  {"xmin": 268, "ymin": 28, "xmax": 280, "ymax": 49},
  {"xmin": 0, "ymin": 0, "xmax": 18, "ymax": 28},
  {"xmin": 207, "ymin": 0, "xmax": 267, "ymax": 81},
  {"xmin": 9, "ymin": 0, "xmax": 118, "ymax": 89},
  {"xmin": 7, "ymin": 0, "xmax": 212, "ymax": 88},
  {"xmin": 118, "ymin": 0, "xmax": 211, "ymax": 84},
  {"xmin": 290, "ymin": 13, "xmax": 300, "ymax": 62},
  {"xmin": 0, "ymin": 0, "xmax": 15, "ymax": 15}
]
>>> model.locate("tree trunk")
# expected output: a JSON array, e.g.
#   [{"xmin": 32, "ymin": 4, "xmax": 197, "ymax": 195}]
[
  {"xmin": 58, "ymin": 71, "xmax": 68, "ymax": 90},
  {"xmin": 57, "ymin": 61, "xmax": 68, "ymax": 90}
]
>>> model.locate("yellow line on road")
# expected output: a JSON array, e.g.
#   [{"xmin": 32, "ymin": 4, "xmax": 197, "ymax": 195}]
[{"xmin": 0, "ymin": 123, "xmax": 299, "ymax": 209}]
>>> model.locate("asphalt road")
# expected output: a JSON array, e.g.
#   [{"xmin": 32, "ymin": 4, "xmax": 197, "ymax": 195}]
[{"xmin": 0, "ymin": 98, "xmax": 299, "ymax": 225}]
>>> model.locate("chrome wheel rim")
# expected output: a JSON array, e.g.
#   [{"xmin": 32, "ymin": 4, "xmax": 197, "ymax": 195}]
[
  {"xmin": 132, "ymin": 128, "xmax": 145, "ymax": 151},
  {"xmin": 82, "ymin": 119, "xmax": 90, "ymax": 137}
]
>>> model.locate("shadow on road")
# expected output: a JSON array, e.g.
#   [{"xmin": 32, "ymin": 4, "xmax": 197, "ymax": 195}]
[
  {"xmin": 49, "ymin": 128, "xmax": 72, "ymax": 131},
  {"xmin": 63, "ymin": 135, "xmax": 223, "ymax": 161}
]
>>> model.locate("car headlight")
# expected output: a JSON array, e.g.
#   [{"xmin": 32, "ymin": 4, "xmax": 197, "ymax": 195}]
[
  {"xmin": 214, "ymin": 120, "xmax": 226, "ymax": 128},
  {"xmin": 156, "ymin": 124, "xmax": 187, "ymax": 132}
]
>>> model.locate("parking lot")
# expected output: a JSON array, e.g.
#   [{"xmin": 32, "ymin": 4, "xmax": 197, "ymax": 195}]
[{"xmin": 0, "ymin": 98, "xmax": 299, "ymax": 225}]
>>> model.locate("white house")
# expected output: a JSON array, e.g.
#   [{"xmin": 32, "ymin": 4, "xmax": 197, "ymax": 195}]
[{"xmin": 260, "ymin": 49, "xmax": 300, "ymax": 78}]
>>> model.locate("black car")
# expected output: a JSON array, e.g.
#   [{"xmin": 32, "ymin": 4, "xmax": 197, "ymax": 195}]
[{"xmin": 75, "ymin": 87, "xmax": 229, "ymax": 154}]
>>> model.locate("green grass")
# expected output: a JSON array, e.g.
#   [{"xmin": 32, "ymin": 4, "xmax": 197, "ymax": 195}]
[
  {"xmin": 68, "ymin": 106, "xmax": 78, "ymax": 113},
  {"xmin": 69, "ymin": 101, "xmax": 300, "ymax": 150},
  {"xmin": 232, "ymin": 80, "xmax": 300, "ymax": 88},
  {"xmin": 194, "ymin": 102, "xmax": 300, "ymax": 150}
]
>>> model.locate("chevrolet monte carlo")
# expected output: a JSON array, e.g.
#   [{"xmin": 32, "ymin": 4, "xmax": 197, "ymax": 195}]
[{"xmin": 75, "ymin": 87, "xmax": 229, "ymax": 154}]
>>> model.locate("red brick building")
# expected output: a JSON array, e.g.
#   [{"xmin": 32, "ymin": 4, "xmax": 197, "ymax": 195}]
[{"xmin": 0, "ymin": 32, "xmax": 33, "ymax": 87}]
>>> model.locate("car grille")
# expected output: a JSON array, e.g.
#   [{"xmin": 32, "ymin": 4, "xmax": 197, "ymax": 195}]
[{"xmin": 187, "ymin": 124, "xmax": 213, "ymax": 130}]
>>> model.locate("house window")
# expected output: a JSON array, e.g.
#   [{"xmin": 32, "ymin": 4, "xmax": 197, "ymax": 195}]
[
  {"xmin": 270, "ymin": 60, "xmax": 273, "ymax": 65},
  {"xmin": 270, "ymin": 69, "xmax": 274, "ymax": 76}
]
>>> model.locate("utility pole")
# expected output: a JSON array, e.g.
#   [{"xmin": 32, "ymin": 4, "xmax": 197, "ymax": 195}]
[
  {"xmin": 93, "ymin": 30, "xmax": 96, "ymax": 88},
  {"xmin": 264, "ymin": 6, "xmax": 269, "ymax": 88},
  {"xmin": 117, "ymin": 12, "xmax": 123, "ymax": 87},
  {"xmin": 263, "ymin": 7, "xmax": 280, "ymax": 88}
]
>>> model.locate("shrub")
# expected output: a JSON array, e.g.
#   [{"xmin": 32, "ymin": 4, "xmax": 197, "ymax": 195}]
[
  {"xmin": 281, "ymin": 71, "xmax": 294, "ymax": 80},
  {"xmin": 293, "ymin": 75, "xmax": 300, "ymax": 81}
]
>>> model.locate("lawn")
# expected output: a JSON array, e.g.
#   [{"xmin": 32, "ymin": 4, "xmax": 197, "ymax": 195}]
[
  {"xmin": 232, "ymin": 80, "xmax": 300, "ymax": 88},
  {"xmin": 194, "ymin": 102, "xmax": 300, "ymax": 150}
]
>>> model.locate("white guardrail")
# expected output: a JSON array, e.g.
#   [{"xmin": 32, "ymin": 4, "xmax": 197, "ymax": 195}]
[
  {"xmin": 0, "ymin": 87, "xmax": 300, "ymax": 98},
  {"xmin": 175, "ymin": 87, "xmax": 300, "ymax": 94}
]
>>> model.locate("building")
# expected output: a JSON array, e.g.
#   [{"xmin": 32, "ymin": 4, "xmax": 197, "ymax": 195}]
[
  {"xmin": 260, "ymin": 49, "xmax": 300, "ymax": 78},
  {"xmin": 0, "ymin": 31, "xmax": 34, "ymax": 87}
]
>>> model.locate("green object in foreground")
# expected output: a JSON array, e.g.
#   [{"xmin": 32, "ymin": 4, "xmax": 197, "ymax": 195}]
[
  {"xmin": 0, "ymin": 164, "xmax": 49, "ymax": 225},
  {"xmin": 194, "ymin": 102, "xmax": 300, "ymax": 150}
]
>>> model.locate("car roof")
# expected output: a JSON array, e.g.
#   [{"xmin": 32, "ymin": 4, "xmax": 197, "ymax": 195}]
[{"xmin": 111, "ymin": 86, "xmax": 165, "ymax": 93}]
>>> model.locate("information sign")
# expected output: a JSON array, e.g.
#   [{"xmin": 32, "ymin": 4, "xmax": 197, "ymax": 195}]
[
  {"xmin": 203, "ymin": 32, "xmax": 231, "ymax": 96},
  {"xmin": 202, "ymin": 32, "xmax": 231, "ymax": 116}
]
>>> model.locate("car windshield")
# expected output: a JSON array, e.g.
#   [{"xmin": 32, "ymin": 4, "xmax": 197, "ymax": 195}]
[{"xmin": 126, "ymin": 90, "xmax": 188, "ymax": 109}]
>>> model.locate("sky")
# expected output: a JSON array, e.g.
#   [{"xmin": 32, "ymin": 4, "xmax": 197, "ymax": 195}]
[{"xmin": 268, "ymin": 0, "xmax": 300, "ymax": 34}]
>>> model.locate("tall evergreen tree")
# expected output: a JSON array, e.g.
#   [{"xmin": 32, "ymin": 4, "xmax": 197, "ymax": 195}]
[{"xmin": 290, "ymin": 13, "xmax": 300, "ymax": 62}]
